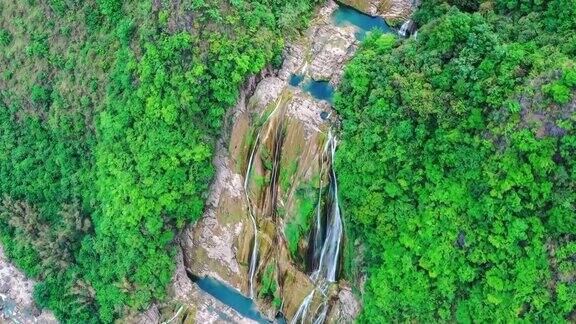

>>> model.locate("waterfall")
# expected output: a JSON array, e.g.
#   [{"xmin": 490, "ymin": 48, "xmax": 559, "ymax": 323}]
[
  {"xmin": 291, "ymin": 290, "xmax": 315, "ymax": 324},
  {"xmin": 291, "ymin": 131, "xmax": 343, "ymax": 324},
  {"xmin": 309, "ymin": 147, "xmax": 327, "ymax": 272},
  {"xmin": 313, "ymin": 303, "xmax": 329, "ymax": 324},
  {"xmin": 244, "ymin": 132, "xmax": 261, "ymax": 299},
  {"xmin": 398, "ymin": 19, "xmax": 413, "ymax": 38},
  {"xmin": 244, "ymin": 100, "xmax": 282, "ymax": 299},
  {"xmin": 311, "ymin": 133, "xmax": 342, "ymax": 283},
  {"xmin": 268, "ymin": 122, "xmax": 285, "ymax": 214}
]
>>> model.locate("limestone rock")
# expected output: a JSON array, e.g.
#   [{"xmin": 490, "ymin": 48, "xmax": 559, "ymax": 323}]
[
  {"xmin": 0, "ymin": 245, "xmax": 57, "ymax": 323},
  {"xmin": 339, "ymin": 0, "xmax": 415, "ymax": 23},
  {"xmin": 180, "ymin": 136, "xmax": 245, "ymax": 291},
  {"xmin": 326, "ymin": 285, "xmax": 362, "ymax": 323},
  {"xmin": 309, "ymin": 24, "xmax": 357, "ymax": 82},
  {"xmin": 249, "ymin": 77, "xmax": 286, "ymax": 110},
  {"xmin": 278, "ymin": 43, "xmax": 306, "ymax": 81},
  {"xmin": 286, "ymin": 91, "xmax": 332, "ymax": 137}
]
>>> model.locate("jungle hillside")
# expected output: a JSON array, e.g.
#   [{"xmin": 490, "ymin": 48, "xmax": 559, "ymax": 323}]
[
  {"xmin": 335, "ymin": 0, "xmax": 576, "ymax": 322},
  {"xmin": 0, "ymin": 0, "xmax": 575, "ymax": 322},
  {"xmin": 0, "ymin": 0, "xmax": 319, "ymax": 322}
]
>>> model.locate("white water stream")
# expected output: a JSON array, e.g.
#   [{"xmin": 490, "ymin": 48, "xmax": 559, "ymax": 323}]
[
  {"xmin": 398, "ymin": 19, "xmax": 415, "ymax": 38},
  {"xmin": 244, "ymin": 100, "xmax": 282, "ymax": 299},
  {"xmin": 291, "ymin": 131, "xmax": 343, "ymax": 324}
]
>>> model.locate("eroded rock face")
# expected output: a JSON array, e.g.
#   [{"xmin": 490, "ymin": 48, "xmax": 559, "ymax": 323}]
[
  {"xmin": 180, "ymin": 136, "xmax": 245, "ymax": 290},
  {"xmin": 309, "ymin": 24, "xmax": 357, "ymax": 82},
  {"xmin": 339, "ymin": 0, "xmax": 415, "ymax": 23},
  {"xmin": 279, "ymin": 0, "xmax": 356, "ymax": 85},
  {"xmin": 163, "ymin": 1, "xmax": 364, "ymax": 323},
  {"xmin": 0, "ymin": 246, "xmax": 57, "ymax": 323},
  {"xmin": 326, "ymin": 285, "xmax": 361, "ymax": 323}
]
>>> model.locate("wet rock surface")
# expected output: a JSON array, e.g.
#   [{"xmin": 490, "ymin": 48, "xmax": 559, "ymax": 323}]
[
  {"xmin": 178, "ymin": 1, "xmax": 366, "ymax": 323},
  {"xmin": 309, "ymin": 24, "xmax": 357, "ymax": 82}
]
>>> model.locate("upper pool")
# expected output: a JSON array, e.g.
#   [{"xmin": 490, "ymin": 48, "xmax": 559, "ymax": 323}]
[
  {"xmin": 332, "ymin": 4, "xmax": 392, "ymax": 40},
  {"xmin": 302, "ymin": 80, "xmax": 334, "ymax": 103}
]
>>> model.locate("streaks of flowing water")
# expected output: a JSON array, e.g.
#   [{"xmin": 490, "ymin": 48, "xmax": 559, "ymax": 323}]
[
  {"xmin": 291, "ymin": 131, "xmax": 343, "ymax": 324},
  {"xmin": 290, "ymin": 290, "xmax": 315, "ymax": 324},
  {"xmin": 398, "ymin": 19, "xmax": 416, "ymax": 38},
  {"xmin": 313, "ymin": 133, "xmax": 342, "ymax": 282},
  {"xmin": 244, "ymin": 131, "xmax": 261, "ymax": 299},
  {"xmin": 244, "ymin": 99, "xmax": 282, "ymax": 299}
]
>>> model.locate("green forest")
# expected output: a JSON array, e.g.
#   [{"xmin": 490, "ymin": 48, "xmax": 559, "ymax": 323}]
[
  {"xmin": 0, "ymin": 0, "xmax": 319, "ymax": 322},
  {"xmin": 335, "ymin": 0, "xmax": 576, "ymax": 322},
  {"xmin": 1, "ymin": 0, "xmax": 575, "ymax": 323}
]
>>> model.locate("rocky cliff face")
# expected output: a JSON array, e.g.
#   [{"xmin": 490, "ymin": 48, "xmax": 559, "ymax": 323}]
[
  {"xmin": 0, "ymin": 1, "xmax": 416, "ymax": 323},
  {"xmin": 338, "ymin": 0, "xmax": 415, "ymax": 24},
  {"xmin": 173, "ymin": 1, "xmax": 363, "ymax": 322},
  {"xmin": 0, "ymin": 246, "xmax": 56, "ymax": 323}
]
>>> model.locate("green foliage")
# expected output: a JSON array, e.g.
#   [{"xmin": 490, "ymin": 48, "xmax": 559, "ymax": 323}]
[
  {"xmin": 258, "ymin": 264, "xmax": 279, "ymax": 304},
  {"xmin": 543, "ymin": 67, "xmax": 576, "ymax": 104},
  {"xmin": 0, "ymin": 198, "xmax": 90, "ymax": 277},
  {"xmin": 0, "ymin": 0, "xmax": 320, "ymax": 322},
  {"xmin": 0, "ymin": 28, "xmax": 12, "ymax": 46},
  {"xmin": 544, "ymin": 82, "xmax": 571, "ymax": 104},
  {"xmin": 97, "ymin": 0, "xmax": 123, "ymax": 20},
  {"xmin": 280, "ymin": 157, "xmax": 299, "ymax": 192},
  {"xmin": 335, "ymin": 1, "xmax": 576, "ymax": 322},
  {"xmin": 284, "ymin": 184, "xmax": 318, "ymax": 258}
]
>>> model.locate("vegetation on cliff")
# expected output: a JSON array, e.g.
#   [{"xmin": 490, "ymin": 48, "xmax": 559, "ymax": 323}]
[
  {"xmin": 0, "ymin": 0, "xmax": 319, "ymax": 322},
  {"xmin": 336, "ymin": 0, "xmax": 576, "ymax": 322}
]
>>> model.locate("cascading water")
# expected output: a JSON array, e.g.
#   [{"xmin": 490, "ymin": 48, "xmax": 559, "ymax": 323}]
[
  {"xmin": 308, "ymin": 128, "xmax": 333, "ymax": 272},
  {"xmin": 398, "ymin": 19, "xmax": 415, "ymax": 38},
  {"xmin": 244, "ymin": 132, "xmax": 261, "ymax": 299},
  {"xmin": 244, "ymin": 100, "xmax": 282, "ymax": 299},
  {"xmin": 291, "ymin": 131, "xmax": 343, "ymax": 324},
  {"xmin": 313, "ymin": 134, "xmax": 342, "ymax": 282}
]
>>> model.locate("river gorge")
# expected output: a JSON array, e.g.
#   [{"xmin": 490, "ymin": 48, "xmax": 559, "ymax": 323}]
[
  {"xmin": 162, "ymin": 1, "xmax": 414, "ymax": 323},
  {"xmin": 0, "ymin": 0, "xmax": 415, "ymax": 323}
]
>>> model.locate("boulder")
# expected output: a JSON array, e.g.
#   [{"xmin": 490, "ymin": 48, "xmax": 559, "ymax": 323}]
[
  {"xmin": 308, "ymin": 24, "xmax": 356, "ymax": 82},
  {"xmin": 326, "ymin": 284, "xmax": 362, "ymax": 323},
  {"xmin": 339, "ymin": 0, "xmax": 415, "ymax": 24}
]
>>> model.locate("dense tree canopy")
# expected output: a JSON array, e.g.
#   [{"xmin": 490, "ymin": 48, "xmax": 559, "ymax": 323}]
[
  {"xmin": 0, "ymin": 0, "xmax": 319, "ymax": 322},
  {"xmin": 336, "ymin": 0, "xmax": 575, "ymax": 322}
]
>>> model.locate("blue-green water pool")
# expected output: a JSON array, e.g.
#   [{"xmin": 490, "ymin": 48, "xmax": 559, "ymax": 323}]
[
  {"xmin": 191, "ymin": 275, "xmax": 270, "ymax": 323},
  {"xmin": 302, "ymin": 80, "xmax": 334, "ymax": 102},
  {"xmin": 332, "ymin": 4, "xmax": 392, "ymax": 40}
]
